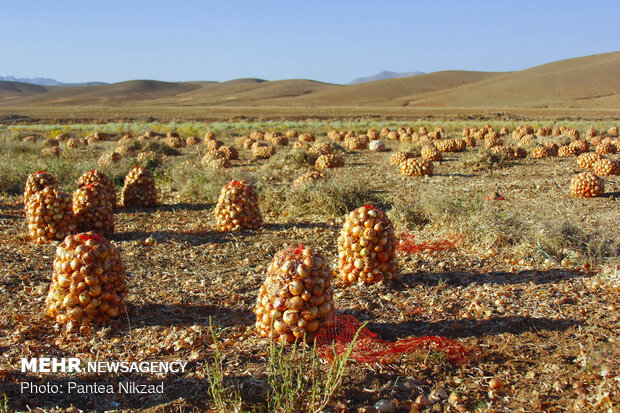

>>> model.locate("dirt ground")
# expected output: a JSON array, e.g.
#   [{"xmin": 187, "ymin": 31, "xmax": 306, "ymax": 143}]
[
  {"xmin": 1, "ymin": 105, "xmax": 620, "ymax": 124},
  {"xmin": 0, "ymin": 125, "xmax": 619, "ymax": 412}
]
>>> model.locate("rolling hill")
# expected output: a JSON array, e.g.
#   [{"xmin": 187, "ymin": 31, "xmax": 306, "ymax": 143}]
[
  {"xmin": 404, "ymin": 51, "xmax": 620, "ymax": 108},
  {"xmin": 0, "ymin": 51, "xmax": 618, "ymax": 110}
]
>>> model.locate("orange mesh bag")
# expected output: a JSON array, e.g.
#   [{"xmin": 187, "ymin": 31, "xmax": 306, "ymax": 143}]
[
  {"xmin": 316, "ymin": 314, "xmax": 471, "ymax": 364},
  {"xmin": 337, "ymin": 205, "xmax": 398, "ymax": 285},
  {"xmin": 255, "ymin": 244, "xmax": 335, "ymax": 344},
  {"xmin": 214, "ymin": 180, "xmax": 262, "ymax": 231},
  {"xmin": 396, "ymin": 231, "xmax": 462, "ymax": 254}
]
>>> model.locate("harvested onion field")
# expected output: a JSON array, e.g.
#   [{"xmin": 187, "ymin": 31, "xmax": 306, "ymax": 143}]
[{"xmin": 0, "ymin": 120, "xmax": 619, "ymax": 412}]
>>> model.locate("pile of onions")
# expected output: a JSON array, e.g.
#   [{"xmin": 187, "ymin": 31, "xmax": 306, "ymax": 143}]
[
  {"xmin": 24, "ymin": 171, "xmax": 58, "ymax": 205},
  {"xmin": 73, "ymin": 184, "xmax": 115, "ymax": 237},
  {"xmin": 46, "ymin": 232, "xmax": 127, "ymax": 332},
  {"xmin": 251, "ymin": 142, "xmax": 276, "ymax": 159},
  {"xmin": 25, "ymin": 186, "xmax": 77, "ymax": 245},
  {"xmin": 214, "ymin": 180, "xmax": 262, "ymax": 231},
  {"xmin": 570, "ymin": 172, "xmax": 604, "ymax": 198},
  {"xmin": 293, "ymin": 170, "xmax": 326, "ymax": 188},
  {"xmin": 120, "ymin": 166, "xmax": 157, "ymax": 207},
  {"xmin": 337, "ymin": 205, "xmax": 398, "ymax": 285},
  {"xmin": 421, "ymin": 145, "xmax": 442, "ymax": 161},
  {"xmin": 77, "ymin": 170, "xmax": 117, "ymax": 208},
  {"xmin": 400, "ymin": 158, "xmax": 433, "ymax": 177},
  {"xmin": 315, "ymin": 154, "xmax": 344, "ymax": 169},
  {"xmin": 255, "ymin": 245, "xmax": 335, "ymax": 344}
]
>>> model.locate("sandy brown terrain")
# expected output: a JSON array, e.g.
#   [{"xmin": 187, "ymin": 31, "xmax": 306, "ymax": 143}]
[{"xmin": 0, "ymin": 52, "xmax": 618, "ymax": 120}]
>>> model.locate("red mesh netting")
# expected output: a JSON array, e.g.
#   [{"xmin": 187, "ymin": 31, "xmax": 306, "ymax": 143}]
[
  {"xmin": 316, "ymin": 314, "xmax": 470, "ymax": 364},
  {"xmin": 293, "ymin": 243, "xmax": 306, "ymax": 255},
  {"xmin": 79, "ymin": 233, "xmax": 104, "ymax": 241},
  {"xmin": 396, "ymin": 231, "xmax": 462, "ymax": 254}
]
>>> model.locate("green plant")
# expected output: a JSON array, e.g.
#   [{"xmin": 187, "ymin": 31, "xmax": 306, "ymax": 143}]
[
  {"xmin": 0, "ymin": 394, "xmax": 11, "ymax": 413},
  {"xmin": 267, "ymin": 322, "xmax": 365, "ymax": 412},
  {"xmin": 206, "ymin": 318, "xmax": 242, "ymax": 412}
]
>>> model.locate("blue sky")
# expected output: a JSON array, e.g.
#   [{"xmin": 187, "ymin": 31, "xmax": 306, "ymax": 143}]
[{"xmin": 1, "ymin": 0, "xmax": 618, "ymax": 84}]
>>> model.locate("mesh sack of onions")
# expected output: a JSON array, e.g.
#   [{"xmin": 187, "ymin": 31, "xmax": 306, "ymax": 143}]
[
  {"xmin": 328, "ymin": 130, "xmax": 344, "ymax": 141},
  {"xmin": 344, "ymin": 136, "xmax": 368, "ymax": 150},
  {"xmin": 570, "ymin": 172, "xmax": 604, "ymax": 198},
  {"xmin": 390, "ymin": 152, "xmax": 413, "ymax": 165},
  {"xmin": 294, "ymin": 141, "xmax": 312, "ymax": 151},
  {"xmin": 558, "ymin": 145, "xmax": 577, "ymax": 156},
  {"xmin": 293, "ymin": 170, "xmax": 326, "ymax": 188},
  {"xmin": 206, "ymin": 140, "xmax": 224, "ymax": 151},
  {"xmin": 97, "ymin": 152, "xmax": 122, "ymax": 168},
  {"xmin": 203, "ymin": 157, "xmax": 231, "ymax": 169},
  {"xmin": 315, "ymin": 154, "xmax": 344, "ymax": 169},
  {"xmin": 592, "ymin": 159, "xmax": 620, "ymax": 176},
  {"xmin": 25, "ymin": 186, "xmax": 77, "ymax": 245},
  {"xmin": 576, "ymin": 153, "xmax": 602, "ymax": 169},
  {"xmin": 186, "ymin": 136, "xmax": 201, "ymax": 145},
  {"xmin": 204, "ymin": 131, "xmax": 216, "ymax": 142},
  {"xmin": 298, "ymin": 133, "xmax": 315, "ymax": 143},
  {"xmin": 569, "ymin": 140, "xmax": 589, "ymax": 154},
  {"xmin": 66, "ymin": 138, "xmax": 81, "ymax": 149},
  {"xmin": 236, "ymin": 136, "xmax": 255, "ymax": 149},
  {"xmin": 24, "ymin": 171, "xmax": 58, "ymax": 206},
  {"xmin": 120, "ymin": 166, "xmax": 157, "ymax": 207},
  {"xmin": 368, "ymin": 140, "xmax": 387, "ymax": 152},
  {"xmin": 114, "ymin": 144, "xmax": 136, "ymax": 157},
  {"xmin": 337, "ymin": 205, "xmax": 398, "ymax": 285},
  {"xmin": 214, "ymin": 180, "xmax": 262, "ymax": 231},
  {"xmin": 250, "ymin": 131, "xmax": 265, "ymax": 140},
  {"xmin": 42, "ymin": 147, "xmax": 61, "ymax": 158},
  {"xmin": 42, "ymin": 138, "xmax": 60, "ymax": 148},
  {"xmin": 218, "ymin": 145, "xmax": 240, "ymax": 160},
  {"xmin": 251, "ymin": 142, "xmax": 276, "ymax": 159},
  {"xmin": 400, "ymin": 158, "xmax": 433, "ymax": 176},
  {"xmin": 73, "ymin": 184, "xmax": 115, "ymax": 237},
  {"xmin": 165, "ymin": 136, "xmax": 186, "ymax": 149},
  {"xmin": 77, "ymin": 170, "xmax": 117, "ymax": 208},
  {"xmin": 596, "ymin": 142, "xmax": 616, "ymax": 155},
  {"xmin": 367, "ymin": 129, "xmax": 380, "ymax": 140},
  {"xmin": 421, "ymin": 145, "xmax": 442, "ymax": 161},
  {"xmin": 254, "ymin": 245, "xmax": 335, "ymax": 344},
  {"xmin": 309, "ymin": 142, "xmax": 334, "ymax": 156},
  {"xmin": 46, "ymin": 232, "xmax": 127, "ymax": 332},
  {"xmin": 270, "ymin": 135, "xmax": 289, "ymax": 146}
]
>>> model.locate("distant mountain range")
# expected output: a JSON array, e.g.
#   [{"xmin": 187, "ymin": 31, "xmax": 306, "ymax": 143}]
[
  {"xmin": 349, "ymin": 71, "xmax": 425, "ymax": 85},
  {"xmin": 3, "ymin": 72, "xmax": 425, "ymax": 87},
  {"xmin": 1, "ymin": 52, "xmax": 619, "ymax": 110},
  {"xmin": 0, "ymin": 75, "xmax": 105, "ymax": 87}
]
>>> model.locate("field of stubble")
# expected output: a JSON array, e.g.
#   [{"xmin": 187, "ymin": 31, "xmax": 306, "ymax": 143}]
[{"xmin": 0, "ymin": 120, "xmax": 618, "ymax": 412}]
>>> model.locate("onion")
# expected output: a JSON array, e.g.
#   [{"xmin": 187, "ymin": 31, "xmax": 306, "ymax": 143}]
[
  {"xmin": 289, "ymin": 279, "xmax": 303, "ymax": 296},
  {"xmin": 289, "ymin": 296, "xmax": 304, "ymax": 311},
  {"xmin": 282, "ymin": 310, "xmax": 299, "ymax": 326}
]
